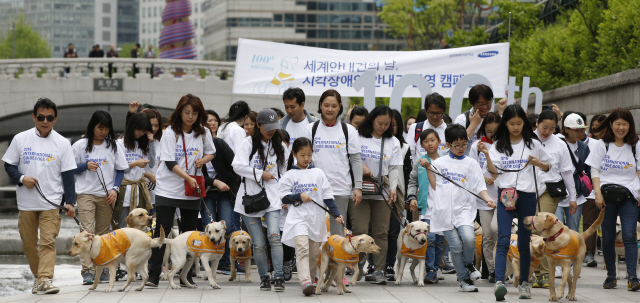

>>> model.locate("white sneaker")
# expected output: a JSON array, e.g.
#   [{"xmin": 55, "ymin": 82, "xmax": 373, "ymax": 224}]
[
  {"xmin": 458, "ymin": 278, "xmax": 478, "ymax": 292},
  {"xmin": 437, "ymin": 268, "xmax": 444, "ymax": 280},
  {"xmin": 555, "ymin": 266, "xmax": 562, "ymax": 279},
  {"xmin": 465, "ymin": 264, "xmax": 481, "ymax": 281},
  {"xmin": 31, "ymin": 280, "xmax": 37, "ymax": 294},
  {"xmin": 518, "ymin": 281, "xmax": 532, "ymax": 299},
  {"xmin": 36, "ymin": 279, "xmax": 60, "ymax": 295}
]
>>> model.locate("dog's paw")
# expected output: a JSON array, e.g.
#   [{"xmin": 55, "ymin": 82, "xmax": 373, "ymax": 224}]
[
  {"xmin": 228, "ymin": 277, "xmax": 234, "ymax": 281},
  {"xmin": 549, "ymin": 296, "xmax": 558, "ymax": 302},
  {"xmin": 412, "ymin": 278, "xmax": 418, "ymax": 284},
  {"xmin": 344, "ymin": 287, "xmax": 351, "ymax": 293},
  {"xmin": 337, "ymin": 289, "xmax": 344, "ymax": 295},
  {"xmin": 210, "ymin": 282, "xmax": 220, "ymax": 289},
  {"xmin": 566, "ymin": 294, "xmax": 577, "ymax": 301},
  {"xmin": 104, "ymin": 288, "xmax": 112, "ymax": 293},
  {"xmin": 135, "ymin": 286, "xmax": 144, "ymax": 291},
  {"xmin": 89, "ymin": 286, "xmax": 97, "ymax": 291},
  {"xmin": 245, "ymin": 279, "xmax": 252, "ymax": 283},
  {"xmin": 170, "ymin": 285, "xmax": 181, "ymax": 290},
  {"xmin": 187, "ymin": 284, "xmax": 197, "ymax": 289},
  {"xmin": 417, "ymin": 281, "xmax": 424, "ymax": 287},
  {"xmin": 394, "ymin": 280, "xmax": 401, "ymax": 285},
  {"xmin": 117, "ymin": 287, "xmax": 126, "ymax": 292},
  {"xmin": 198, "ymin": 273, "xmax": 207, "ymax": 279}
]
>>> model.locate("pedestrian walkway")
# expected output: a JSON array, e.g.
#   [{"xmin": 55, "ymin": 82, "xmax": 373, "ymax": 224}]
[{"xmin": 2, "ymin": 254, "xmax": 638, "ymax": 303}]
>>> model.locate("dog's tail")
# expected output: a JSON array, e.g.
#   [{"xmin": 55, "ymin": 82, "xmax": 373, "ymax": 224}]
[
  {"xmin": 151, "ymin": 227, "xmax": 166, "ymax": 248},
  {"xmin": 581, "ymin": 207, "xmax": 605, "ymax": 240}
]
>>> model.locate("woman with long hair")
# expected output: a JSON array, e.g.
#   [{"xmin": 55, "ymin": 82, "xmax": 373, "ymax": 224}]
[
  {"xmin": 486, "ymin": 104, "xmax": 552, "ymax": 300},
  {"xmin": 72, "ymin": 110, "xmax": 128, "ymax": 285},
  {"xmin": 147, "ymin": 94, "xmax": 216, "ymax": 286},
  {"xmin": 586, "ymin": 108, "xmax": 640, "ymax": 290},
  {"xmin": 115, "ymin": 111, "xmax": 155, "ymax": 227},
  {"xmin": 206, "ymin": 109, "xmax": 221, "ymax": 137},
  {"xmin": 244, "ymin": 111, "xmax": 258, "ymax": 137},
  {"xmin": 232, "ymin": 108, "xmax": 288, "ymax": 291},
  {"xmin": 142, "ymin": 109, "xmax": 163, "ymax": 214},
  {"xmin": 353, "ymin": 105, "xmax": 403, "ymax": 285},
  {"xmin": 219, "ymin": 100, "xmax": 250, "ymax": 151}
]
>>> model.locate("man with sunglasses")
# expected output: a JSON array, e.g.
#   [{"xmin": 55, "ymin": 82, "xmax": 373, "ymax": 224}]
[{"xmin": 2, "ymin": 98, "xmax": 77, "ymax": 295}]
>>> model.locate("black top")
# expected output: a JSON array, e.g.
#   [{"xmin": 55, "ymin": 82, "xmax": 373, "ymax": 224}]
[{"xmin": 201, "ymin": 137, "xmax": 240, "ymax": 194}]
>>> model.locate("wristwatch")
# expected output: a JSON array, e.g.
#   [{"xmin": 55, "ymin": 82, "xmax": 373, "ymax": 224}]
[{"xmin": 110, "ymin": 186, "xmax": 120, "ymax": 194}]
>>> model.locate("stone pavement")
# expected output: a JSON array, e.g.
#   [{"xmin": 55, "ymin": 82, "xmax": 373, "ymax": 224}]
[{"xmin": 2, "ymin": 254, "xmax": 639, "ymax": 303}]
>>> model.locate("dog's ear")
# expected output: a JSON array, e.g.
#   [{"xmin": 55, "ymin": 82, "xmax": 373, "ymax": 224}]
[
  {"xmin": 426, "ymin": 224, "xmax": 430, "ymax": 234},
  {"xmin": 543, "ymin": 214, "xmax": 555, "ymax": 230},
  {"xmin": 220, "ymin": 220, "xmax": 227, "ymax": 231},
  {"xmin": 125, "ymin": 213, "xmax": 132, "ymax": 226},
  {"xmin": 204, "ymin": 224, "xmax": 210, "ymax": 234},
  {"xmin": 406, "ymin": 222, "xmax": 413, "ymax": 234}
]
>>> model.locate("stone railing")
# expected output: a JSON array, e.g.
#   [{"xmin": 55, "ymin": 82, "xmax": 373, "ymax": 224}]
[{"xmin": 0, "ymin": 58, "xmax": 236, "ymax": 80}]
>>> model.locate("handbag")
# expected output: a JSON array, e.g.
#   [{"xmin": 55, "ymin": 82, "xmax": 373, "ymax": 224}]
[
  {"xmin": 182, "ymin": 133, "xmax": 206, "ymax": 197},
  {"xmin": 499, "ymin": 146, "xmax": 525, "ymax": 210},
  {"xmin": 601, "ymin": 184, "xmax": 632, "ymax": 203},
  {"xmin": 362, "ymin": 137, "xmax": 385, "ymax": 196},
  {"xmin": 242, "ymin": 168, "xmax": 271, "ymax": 213},
  {"xmin": 545, "ymin": 180, "xmax": 567, "ymax": 198},
  {"xmin": 561, "ymin": 139, "xmax": 593, "ymax": 197}
]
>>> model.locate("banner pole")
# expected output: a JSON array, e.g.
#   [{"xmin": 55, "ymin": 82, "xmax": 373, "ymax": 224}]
[{"xmin": 508, "ymin": 12, "xmax": 512, "ymax": 43}]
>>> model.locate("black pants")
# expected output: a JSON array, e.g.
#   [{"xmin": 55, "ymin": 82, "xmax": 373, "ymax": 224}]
[
  {"xmin": 386, "ymin": 212, "xmax": 401, "ymax": 266},
  {"xmin": 282, "ymin": 231, "xmax": 296, "ymax": 263},
  {"xmin": 149, "ymin": 205, "xmax": 200, "ymax": 277}
]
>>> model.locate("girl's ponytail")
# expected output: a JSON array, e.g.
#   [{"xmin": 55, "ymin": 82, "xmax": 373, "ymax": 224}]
[
  {"xmin": 288, "ymin": 137, "xmax": 313, "ymax": 170},
  {"xmin": 287, "ymin": 153, "xmax": 295, "ymax": 171}
]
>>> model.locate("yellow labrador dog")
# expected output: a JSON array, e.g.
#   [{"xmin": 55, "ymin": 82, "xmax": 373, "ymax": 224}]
[
  {"xmin": 614, "ymin": 218, "xmax": 640, "ymax": 279},
  {"xmin": 504, "ymin": 234, "xmax": 544, "ymax": 287},
  {"xmin": 316, "ymin": 234, "xmax": 381, "ymax": 295},
  {"xmin": 228, "ymin": 230, "xmax": 252, "ymax": 283},
  {"xmin": 68, "ymin": 227, "xmax": 165, "ymax": 292},
  {"xmin": 524, "ymin": 210, "xmax": 604, "ymax": 301},
  {"xmin": 124, "ymin": 208, "xmax": 153, "ymax": 231},
  {"xmin": 164, "ymin": 221, "xmax": 227, "ymax": 289},
  {"xmin": 394, "ymin": 221, "xmax": 430, "ymax": 286}
]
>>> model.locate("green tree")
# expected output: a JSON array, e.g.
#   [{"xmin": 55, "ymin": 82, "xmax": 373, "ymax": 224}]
[
  {"xmin": 0, "ymin": 14, "xmax": 50, "ymax": 59},
  {"xmin": 119, "ymin": 43, "xmax": 141, "ymax": 58}
]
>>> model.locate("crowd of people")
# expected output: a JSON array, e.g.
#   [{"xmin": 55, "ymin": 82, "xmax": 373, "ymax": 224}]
[{"xmin": 4, "ymin": 84, "xmax": 640, "ymax": 300}]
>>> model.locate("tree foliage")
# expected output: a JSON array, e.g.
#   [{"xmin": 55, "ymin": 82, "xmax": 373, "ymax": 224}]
[{"xmin": 0, "ymin": 14, "xmax": 50, "ymax": 59}]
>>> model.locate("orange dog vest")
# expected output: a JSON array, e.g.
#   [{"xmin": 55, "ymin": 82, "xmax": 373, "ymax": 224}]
[
  {"xmin": 325, "ymin": 235, "xmax": 359, "ymax": 264},
  {"xmin": 400, "ymin": 230, "xmax": 427, "ymax": 259},
  {"xmin": 187, "ymin": 232, "xmax": 225, "ymax": 257},
  {"xmin": 92, "ymin": 230, "xmax": 131, "ymax": 266},
  {"xmin": 507, "ymin": 235, "xmax": 541, "ymax": 269},
  {"xmin": 545, "ymin": 234, "xmax": 580, "ymax": 261},
  {"xmin": 230, "ymin": 230, "xmax": 253, "ymax": 261},
  {"xmin": 475, "ymin": 234, "xmax": 483, "ymax": 258}
]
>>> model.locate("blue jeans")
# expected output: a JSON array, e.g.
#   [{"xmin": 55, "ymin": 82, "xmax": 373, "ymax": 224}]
[
  {"xmin": 200, "ymin": 191, "xmax": 236, "ymax": 266},
  {"xmin": 442, "ymin": 225, "xmax": 475, "ymax": 281},
  {"xmin": 601, "ymin": 197, "xmax": 639, "ymax": 279},
  {"xmin": 554, "ymin": 204, "xmax": 583, "ymax": 232},
  {"xmin": 495, "ymin": 190, "xmax": 536, "ymax": 285},
  {"xmin": 422, "ymin": 219, "xmax": 444, "ymax": 272},
  {"xmin": 243, "ymin": 211, "xmax": 283, "ymax": 279}
]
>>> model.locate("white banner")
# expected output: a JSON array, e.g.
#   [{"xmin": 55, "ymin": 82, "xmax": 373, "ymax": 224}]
[{"xmin": 233, "ymin": 38, "xmax": 509, "ymax": 100}]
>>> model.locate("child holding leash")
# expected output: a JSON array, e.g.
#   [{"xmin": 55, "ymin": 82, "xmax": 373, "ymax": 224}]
[
  {"xmin": 279, "ymin": 137, "xmax": 344, "ymax": 296},
  {"xmin": 421, "ymin": 124, "xmax": 496, "ymax": 293}
]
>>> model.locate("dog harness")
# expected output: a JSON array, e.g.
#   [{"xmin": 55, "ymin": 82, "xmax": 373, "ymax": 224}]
[
  {"xmin": 545, "ymin": 234, "xmax": 580, "ymax": 261},
  {"xmin": 400, "ymin": 230, "xmax": 427, "ymax": 260},
  {"xmin": 187, "ymin": 232, "xmax": 225, "ymax": 257},
  {"xmin": 92, "ymin": 230, "xmax": 131, "ymax": 266},
  {"xmin": 506, "ymin": 235, "xmax": 541, "ymax": 269},
  {"xmin": 475, "ymin": 234, "xmax": 483, "ymax": 258},
  {"xmin": 325, "ymin": 235, "xmax": 359, "ymax": 264},
  {"xmin": 229, "ymin": 230, "xmax": 253, "ymax": 261}
]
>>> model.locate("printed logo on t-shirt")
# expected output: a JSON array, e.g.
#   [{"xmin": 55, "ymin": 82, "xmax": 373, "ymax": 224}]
[
  {"xmin": 439, "ymin": 168, "xmax": 468, "ymax": 185},
  {"xmin": 500, "ymin": 157, "xmax": 528, "ymax": 170},
  {"xmin": 22, "ymin": 147, "xmax": 60, "ymax": 167},
  {"xmin": 361, "ymin": 145, "xmax": 386, "ymax": 161},
  {"xmin": 252, "ymin": 155, "xmax": 277, "ymax": 178},
  {"xmin": 313, "ymin": 136, "xmax": 346, "ymax": 154},
  {"xmin": 292, "ymin": 181, "xmax": 319, "ymax": 194},
  {"xmin": 478, "ymin": 153, "xmax": 487, "ymax": 168},
  {"xmin": 85, "ymin": 155, "xmax": 109, "ymax": 167},
  {"xmin": 174, "ymin": 144, "xmax": 200, "ymax": 161},
  {"xmin": 602, "ymin": 154, "xmax": 633, "ymax": 170},
  {"xmin": 125, "ymin": 149, "xmax": 143, "ymax": 163}
]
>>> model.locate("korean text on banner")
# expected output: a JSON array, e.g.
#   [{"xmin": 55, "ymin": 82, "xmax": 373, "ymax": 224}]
[{"xmin": 232, "ymin": 38, "xmax": 509, "ymax": 100}]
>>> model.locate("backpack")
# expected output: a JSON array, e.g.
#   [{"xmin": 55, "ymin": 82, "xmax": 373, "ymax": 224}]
[
  {"xmin": 605, "ymin": 142, "xmax": 636, "ymax": 159},
  {"xmin": 464, "ymin": 110, "xmax": 472, "ymax": 129},
  {"xmin": 311, "ymin": 121, "xmax": 354, "ymax": 187},
  {"xmin": 413, "ymin": 122, "xmax": 424, "ymax": 143}
]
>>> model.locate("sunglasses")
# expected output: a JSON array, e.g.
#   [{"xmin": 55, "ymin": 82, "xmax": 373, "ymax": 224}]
[{"xmin": 36, "ymin": 115, "xmax": 55, "ymax": 122}]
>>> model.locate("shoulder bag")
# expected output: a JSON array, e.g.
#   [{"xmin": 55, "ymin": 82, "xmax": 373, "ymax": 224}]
[
  {"xmin": 182, "ymin": 133, "xmax": 206, "ymax": 197},
  {"xmin": 362, "ymin": 137, "xmax": 385, "ymax": 196}
]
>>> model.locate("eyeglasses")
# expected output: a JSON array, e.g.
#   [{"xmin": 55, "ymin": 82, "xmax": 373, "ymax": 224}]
[
  {"xmin": 427, "ymin": 111, "xmax": 444, "ymax": 117},
  {"xmin": 450, "ymin": 142, "xmax": 469, "ymax": 150},
  {"xmin": 475, "ymin": 101, "xmax": 493, "ymax": 109},
  {"xmin": 36, "ymin": 115, "xmax": 55, "ymax": 122}
]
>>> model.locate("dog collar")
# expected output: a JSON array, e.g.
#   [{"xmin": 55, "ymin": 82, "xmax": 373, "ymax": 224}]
[
  {"xmin": 544, "ymin": 227, "xmax": 564, "ymax": 242},
  {"xmin": 346, "ymin": 232, "xmax": 357, "ymax": 251}
]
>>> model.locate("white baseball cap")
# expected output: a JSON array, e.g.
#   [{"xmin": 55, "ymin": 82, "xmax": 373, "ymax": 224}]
[{"xmin": 563, "ymin": 113, "xmax": 587, "ymax": 129}]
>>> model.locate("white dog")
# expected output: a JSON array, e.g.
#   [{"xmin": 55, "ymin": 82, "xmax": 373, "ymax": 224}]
[
  {"xmin": 394, "ymin": 221, "xmax": 430, "ymax": 286},
  {"xmin": 614, "ymin": 217, "xmax": 640, "ymax": 279},
  {"xmin": 228, "ymin": 230, "xmax": 253, "ymax": 283},
  {"xmin": 164, "ymin": 221, "xmax": 226, "ymax": 289},
  {"xmin": 68, "ymin": 228, "xmax": 165, "ymax": 292}
]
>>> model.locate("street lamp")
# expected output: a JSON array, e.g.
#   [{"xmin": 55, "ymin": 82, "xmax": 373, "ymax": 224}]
[{"xmin": 11, "ymin": 22, "xmax": 15, "ymax": 59}]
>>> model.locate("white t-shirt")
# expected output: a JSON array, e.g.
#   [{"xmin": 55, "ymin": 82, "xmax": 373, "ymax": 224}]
[
  {"xmin": 585, "ymin": 140, "xmax": 640, "ymax": 199},
  {"xmin": 455, "ymin": 111, "xmax": 484, "ymax": 154},
  {"xmin": 359, "ymin": 135, "xmax": 403, "ymax": 200},
  {"xmin": 469, "ymin": 141, "xmax": 498, "ymax": 210},
  {"xmin": 72, "ymin": 138, "xmax": 128, "ymax": 197},
  {"xmin": 219, "ymin": 122, "xmax": 246, "ymax": 153},
  {"xmin": 429, "ymin": 155, "xmax": 486, "ymax": 233},
  {"xmin": 117, "ymin": 139, "xmax": 150, "ymax": 207},
  {"xmin": 285, "ymin": 118, "xmax": 311, "ymax": 146},
  {"xmin": 279, "ymin": 167, "xmax": 334, "ymax": 247},
  {"xmin": 156, "ymin": 126, "xmax": 216, "ymax": 200},
  {"xmin": 406, "ymin": 120, "xmax": 448, "ymax": 166},
  {"xmin": 232, "ymin": 137, "xmax": 289, "ymax": 217},
  {"xmin": 144, "ymin": 140, "xmax": 161, "ymax": 204},
  {"xmin": 304, "ymin": 121, "xmax": 361, "ymax": 196},
  {"xmin": 586, "ymin": 137, "xmax": 599, "ymax": 200},
  {"xmin": 533, "ymin": 131, "xmax": 572, "ymax": 194},
  {"xmin": 2, "ymin": 128, "xmax": 76, "ymax": 211},
  {"xmin": 558, "ymin": 140, "xmax": 587, "ymax": 207},
  {"xmin": 489, "ymin": 139, "xmax": 552, "ymax": 193}
]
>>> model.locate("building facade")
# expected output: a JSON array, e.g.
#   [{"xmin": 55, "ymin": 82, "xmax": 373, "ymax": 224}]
[
  {"xmin": 202, "ymin": 0, "xmax": 402, "ymax": 61},
  {"xmin": 139, "ymin": 0, "xmax": 205, "ymax": 59},
  {"xmin": 117, "ymin": 0, "xmax": 139, "ymax": 45}
]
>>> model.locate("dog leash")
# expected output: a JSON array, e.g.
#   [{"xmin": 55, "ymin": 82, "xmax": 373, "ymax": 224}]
[
  {"xmin": 377, "ymin": 183, "xmax": 408, "ymax": 228},
  {"xmin": 424, "ymin": 164, "xmax": 493, "ymax": 205},
  {"xmin": 96, "ymin": 166, "xmax": 120, "ymax": 227},
  {"xmin": 287, "ymin": 196, "xmax": 349, "ymax": 230},
  {"xmin": 34, "ymin": 182, "xmax": 85, "ymax": 231},
  {"xmin": 195, "ymin": 186, "xmax": 214, "ymax": 223}
]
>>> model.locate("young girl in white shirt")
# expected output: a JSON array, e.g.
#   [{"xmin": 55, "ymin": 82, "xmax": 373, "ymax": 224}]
[
  {"xmin": 279, "ymin": 137, "xmax": 343, "ymax": 296},
  {"xmin": 486, "ymin": 105, "xmax": 552, "ymax": 300},
  {"xmin": 421, "ymin": 124, "xmax": 495, "ymax": 293},
  {"xmin": 218, "ymin": 101, "xmax": 250, "ymax": 152}
]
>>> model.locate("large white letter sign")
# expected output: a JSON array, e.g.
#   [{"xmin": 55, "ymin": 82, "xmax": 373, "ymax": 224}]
[
  {"xmin": 448, "ymin": 74, "xmax": 493, "ymax": 119},
  {"xmin": 388, "ymin": 74, "xmax": 433, "ymax": 111},
  {"xmin": 353, "ymin": 70, "xmax": 377, "ymax": 110}
]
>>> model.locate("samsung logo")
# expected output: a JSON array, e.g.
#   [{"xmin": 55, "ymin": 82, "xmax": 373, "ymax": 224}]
[{"xmin": 478, "ymin": 51, "xmax": 499, "ymax": 58}]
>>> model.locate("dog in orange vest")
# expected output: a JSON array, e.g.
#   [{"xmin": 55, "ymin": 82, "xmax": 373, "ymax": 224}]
[{"xmin": 394, "ymin": 221, "xmax": 430, "ymax": 287}]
